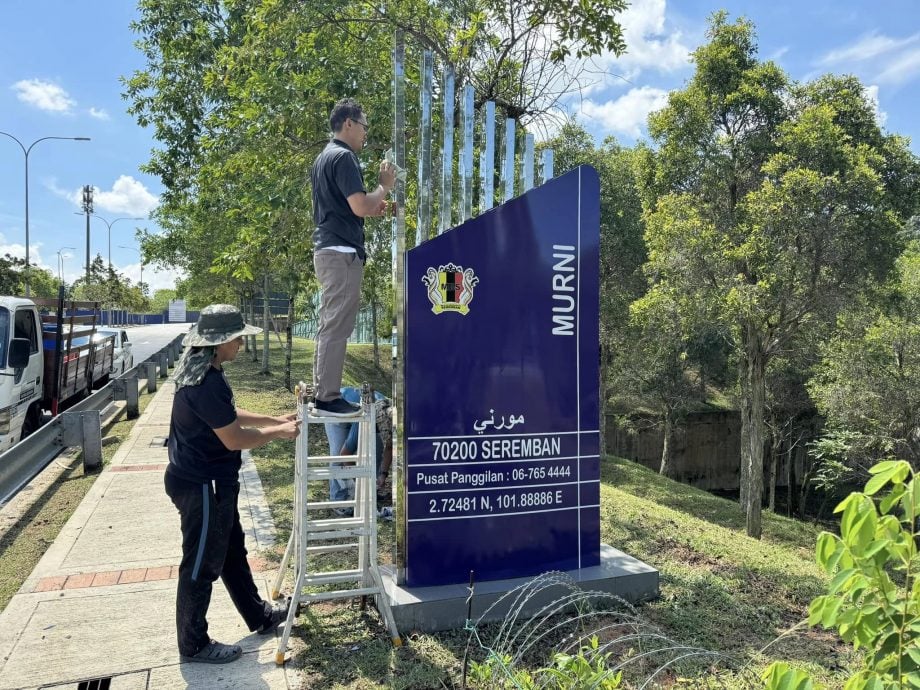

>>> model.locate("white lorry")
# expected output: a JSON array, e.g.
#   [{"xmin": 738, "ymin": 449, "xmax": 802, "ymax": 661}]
[{"xmin": 0, "ymin": 295, "xmax": 115, "ymax": 450}]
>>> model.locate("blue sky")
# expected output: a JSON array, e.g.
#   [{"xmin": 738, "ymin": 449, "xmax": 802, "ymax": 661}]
[{"xmin": 1, "ymin": 1, "xmax": 918, "ymax": 292}]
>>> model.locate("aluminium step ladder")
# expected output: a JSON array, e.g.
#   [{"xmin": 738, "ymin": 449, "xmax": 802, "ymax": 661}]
[{"xmin": 272, "ymin": 382, "xmax": 401, "ymax": 664}]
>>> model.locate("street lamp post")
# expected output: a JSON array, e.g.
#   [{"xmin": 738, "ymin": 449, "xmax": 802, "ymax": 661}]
[
  {"xmin": 56, "ymin": 246, "xmax": 76, "ymax": 285},
  {"xmin": 0, "ymin": 132, "xmax": 91, "ymax": 296},
  {"xmin": 119, "ymin": 245, "xmax": 144, "ymax": 326},
  {"xmin": 71, "ymin": 213, "xmax": 144, "ymax": 271},
  {"xmin": 90, "ymin": 215, "xmax": 144, "ymax": 271}
]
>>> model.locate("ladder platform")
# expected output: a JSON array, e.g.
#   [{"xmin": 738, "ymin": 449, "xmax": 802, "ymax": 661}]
[{"xmin": 306, "ymin": 527, "xmax": 373, "ymax": 541}]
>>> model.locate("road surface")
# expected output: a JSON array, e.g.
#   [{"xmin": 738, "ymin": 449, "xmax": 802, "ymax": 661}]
[{"xmin": 124, "ymin": 323, "xmax": 191, "ymax": 364}]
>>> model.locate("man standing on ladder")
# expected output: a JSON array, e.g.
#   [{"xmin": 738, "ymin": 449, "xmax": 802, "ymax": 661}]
[{"xmin": 311, "ymin": 97, "xmax": 395, "ymax": 416}]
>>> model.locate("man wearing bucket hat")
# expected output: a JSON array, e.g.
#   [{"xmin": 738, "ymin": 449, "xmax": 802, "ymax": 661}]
[{"xmin": 165, "ymin": 304, "xmax": 301, "ymax": 664}]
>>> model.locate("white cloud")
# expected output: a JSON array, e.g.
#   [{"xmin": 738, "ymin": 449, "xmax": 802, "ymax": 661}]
[
  {"xmin": 864, "ymin": 84, "xmax": 888, "ymax": 126},
  {"xmin": 580, "ymin": 87, "xmax": 670, "ymax": 139},
  {"xmin": 875, "ymin": 47, "xmax": 920, "ymax": 85},
  {"xmin": 0, "ymin": 233, "xmax": 48, "ymax": 271},
  {"xmin": 48, "ymin": 175, "xmax": 159, "ymax": 216},
  {"xmin": 598, "ymin": 0, "xmax": 692, "ymax": 78},
  {"xmin": 819, "ymin": 31, "xmax": 920, "ymax": 66},
  {"xmin": 88, "ymin": 107, "xmax": 110, "ymax": 120},
  {"xmin": 816, "ymin": 31, "xmax": 920, "ymax": 88},
  {"xmin": 114, "ymin": 262, "xmax": 183, "ymax": 292},
  {"xmin": 12, "ymin": 79, "xmax": 76, "ymax": 113}
]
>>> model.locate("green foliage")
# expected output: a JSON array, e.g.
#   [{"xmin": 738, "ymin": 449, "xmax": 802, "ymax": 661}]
[
  {"xmin": 639, "ymin": 12, "xmax": 920, "ymax": 537},
  {"xmin": 0, "ymin": 254, "xmax": 57, "ymax": 298},
  {"xmin": 766, "ymin": 460, "xmax": 919, "ymax": 689},
  {"xmin": 469, "ymin": 637, "xmax": 622, "ymax": 689},
  {"xmin": 808, "ymin": 242, "xmax": 920, "ymax": 469},
  {"xmin": 762, "ymin": 662, "xmax": 820, "ymax": 689},
  {"xmin": 70, "ymin": 255, "xmax": 148, "ymax": 312},
  {"xmin": 123, "ymin": 0, "xmax": 628, "ymax": 327}
]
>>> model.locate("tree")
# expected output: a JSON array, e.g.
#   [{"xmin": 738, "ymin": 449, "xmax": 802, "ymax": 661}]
[
  {"xmin": 543, "ymin": 123, "xmax": 646, "ymax": 454},
  {"xmin": 640, "ymin": 13, "xmax": 919, "ymax": 537},
  {"xmin": 149, "ymin": 288, "xmax": 178, "ymax": 313},
  {"xmin": 123, "ymin": 0, "xmax": 630, "ymax": 374},
  {"xmin": 809, "ymin": 242, "xmax": 920, "ymax": 471}
]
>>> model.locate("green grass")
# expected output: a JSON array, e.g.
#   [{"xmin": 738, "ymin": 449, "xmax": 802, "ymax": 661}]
[
  {"xmin": 0, "ymin": 394, "xmax": 155, "ymax": 611},
  {"xmin": 227, "ymin": 338, "xmax": 852, "ymax": 689}
]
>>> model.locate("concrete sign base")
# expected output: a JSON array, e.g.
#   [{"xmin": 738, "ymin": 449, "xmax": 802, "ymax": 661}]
[{"xmin": 379, "ymin": 544, "xmax": 658, "ymax": 633}]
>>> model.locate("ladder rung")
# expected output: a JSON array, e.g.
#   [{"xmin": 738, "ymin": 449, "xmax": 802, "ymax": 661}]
[
  {"xmin": 305, "ymin": 543, "xmax": 360, "ymax": 555},
  {"xmin": 306, "ymin": 500, "xmax": 353, "ymax": 510},
  {"xmin": 307, "ymin": 517, "xmax": 367, "ymax": 530},
  {"xmin": 300, "ymin": 454, "xmax": 367, "ymax": 463},
  {"xmin": 307, "ymin": 528, "xmax": 371, "ymax": 540},
  {"xmin": 300, "ymin": 586, "xmax": 381, "ymax": 602},
  {"xmin": 304, "ymin": 569, "xmax": 363, "ymax": 585},
  {"xmin": 306, "ymin": 467, "xmax": 375, "ymax": 480}
]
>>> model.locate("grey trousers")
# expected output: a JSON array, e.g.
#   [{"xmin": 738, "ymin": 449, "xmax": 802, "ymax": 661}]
[{"xmin": 313, "ymin": 248, "xmax": 363, "ymax": 402}]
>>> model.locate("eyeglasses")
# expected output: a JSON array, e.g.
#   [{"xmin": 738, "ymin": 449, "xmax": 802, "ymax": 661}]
[{"xmin": 350, "ymin": 117, "xmax": 369, "ymax": 132}]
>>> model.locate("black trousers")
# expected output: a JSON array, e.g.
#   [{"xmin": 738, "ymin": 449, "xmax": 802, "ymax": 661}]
[{"xmin": 164, "ymin": 470, "xmax": 270, "ymax": 656}]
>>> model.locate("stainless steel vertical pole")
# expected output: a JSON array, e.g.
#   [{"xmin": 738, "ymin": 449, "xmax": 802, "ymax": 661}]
[
  {"xmin": 522, "ymin": 133, "xmax": 535, "ymax": 192},
  {"xmin": 501, "ymin": 118, "xmax": 516, "ymax": 202},
  {"xmin": 416, "ymin": 51, "xmax": 434, "ymax": 245},
  {"xmin": 438, "ymin": 66, "xmax": 455, "ymax": 235},
  {"xmin": 392, "ymin": 31, "xmax": 408, "ymax": 585},
  {"xmin": 541, "ymin": 149, "xmax": 554, "ymax": 184},
  {"xmin": 480, "ymin": 101, "xmax": 496, "ymax": 212},
  {"xmin": 460, "ymin": 85, "xmax": 474, "ymax": 220}
]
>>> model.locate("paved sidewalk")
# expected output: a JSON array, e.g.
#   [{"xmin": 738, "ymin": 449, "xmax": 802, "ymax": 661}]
[{"xmin": 0, "ymin": 381, "xmax": 299, "ymax": 690}]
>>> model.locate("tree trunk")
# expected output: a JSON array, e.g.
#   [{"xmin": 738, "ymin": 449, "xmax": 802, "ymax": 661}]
[
  {"xmin": 739, "ymin": 360, "xmax": 751, "ymax": 510},
  {"xmin": 599, "ymin": 345, "xmax": 607, "ymax": 459},
  {"xmin": 242, "ymin": 293, "xmax": 250, "ymax": 353},
  {"xmin": 768, "ymin": 431, "xmax": 781, "ymax": 512},
  {"xmin": 285, "ymin": 290, "xmax": 294, "ymax": 391},
  {"xmin": 249, "ymin": 294, "xmax": 258, "ymax": 362},
  {"xmin": 261, "ymin": 274, "xmax": 270, "ymax": 375},
  {"xmin": 372, "ymin": 293, "xmax": 379, "ymax": 369},
  {"xmin": 743, "ymin": 330, "xmax": 767, "ymax": 539},
  {"xmin": 659, "ymin": 411, "xmax": 673, "ymax": 478},
  {"xmin": 786, "ymin": 440, "xmax": 795, "ymax": 517}
]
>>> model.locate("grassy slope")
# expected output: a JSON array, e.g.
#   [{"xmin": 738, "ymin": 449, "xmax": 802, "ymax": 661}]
[
  {"xmin": 227, "ymin": 339, "xmax": 850, "ymax": 689},
  {"xmin": 0, "ymin": 394, "xmax": 155, "ymax": 611}
]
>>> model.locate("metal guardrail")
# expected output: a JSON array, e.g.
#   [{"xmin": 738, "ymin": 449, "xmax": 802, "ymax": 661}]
[{"xmin": 0, "ymin": 335, "xmax": 184, "ymax": 505}]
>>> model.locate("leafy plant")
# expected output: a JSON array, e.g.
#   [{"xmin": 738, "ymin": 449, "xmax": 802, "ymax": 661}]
[
  {"xmin": 538, "ymin": 636, "xmax": 623, "ymax": 689},
  {"xmin": 764, "ymin": 459, "xmax": 920, "ymax": 689},
  {"xmin": 469, "ymin": 637, "xmax": 622, "ymax": 689}
]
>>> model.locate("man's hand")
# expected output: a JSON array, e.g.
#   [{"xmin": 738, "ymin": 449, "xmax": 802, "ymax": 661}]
[
  {"xmin": 275, "ymin": 419, "xmax": 301, "ymax": 440},
  {"xmin": 379, "ymin": 160, "xmax": 396, "ymax": 192},
  {"xmin": 274, "ymin": 412, "xmax": 298, "ymax": 424}
]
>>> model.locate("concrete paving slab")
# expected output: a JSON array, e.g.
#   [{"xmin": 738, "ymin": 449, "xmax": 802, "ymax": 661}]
[
  {"xmin": 61, "ymin": 472, "xmax": 179, "ymax": 570},
  {"xmin": 0, "ymin": 579, "xmax": 287, "ymax": 690}
]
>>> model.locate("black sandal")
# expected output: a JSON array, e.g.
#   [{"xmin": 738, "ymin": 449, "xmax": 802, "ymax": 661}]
[{"xmin": 181, "ymin": 639, "xmax": 243, "ymax": 664}]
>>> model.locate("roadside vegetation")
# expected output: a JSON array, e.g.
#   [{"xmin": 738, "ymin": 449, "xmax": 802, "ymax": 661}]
[
  {"xmin": 0, "ymin": 394, "xmax": 155, "ymax": 611},
  {"xmin": 228, "ymin": 339, "xmax": 854, "ymax": 689}
]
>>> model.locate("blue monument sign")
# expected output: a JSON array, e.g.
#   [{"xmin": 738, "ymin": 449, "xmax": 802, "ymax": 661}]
[{"xmin": 404, "ymin": 165, "xmax": 600, "ymax": 587}]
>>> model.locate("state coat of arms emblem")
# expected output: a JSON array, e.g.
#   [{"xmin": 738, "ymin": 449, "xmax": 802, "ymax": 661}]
[{"xmin": 422, "ymin": 263, "xmax": 479, "ymax": 315}]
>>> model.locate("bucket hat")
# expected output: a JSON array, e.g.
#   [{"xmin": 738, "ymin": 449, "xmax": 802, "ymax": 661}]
[{"xmin": 183, "ymin": 304, "xmax": 261, "ymax": 347}]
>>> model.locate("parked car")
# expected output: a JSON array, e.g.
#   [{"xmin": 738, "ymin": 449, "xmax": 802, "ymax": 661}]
[{"xmin": 94, "ymin": 328, "xmax": 134, "ymax": 375}]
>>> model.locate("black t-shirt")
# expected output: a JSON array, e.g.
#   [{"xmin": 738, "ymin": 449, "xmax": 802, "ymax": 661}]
[
  {"xmin": 311, "ymin": 139, "xmax": 367, "ymax": 260},
  {"xmin": 167, "ymin": 366, "xmax": 240, "ymax": 485}
]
